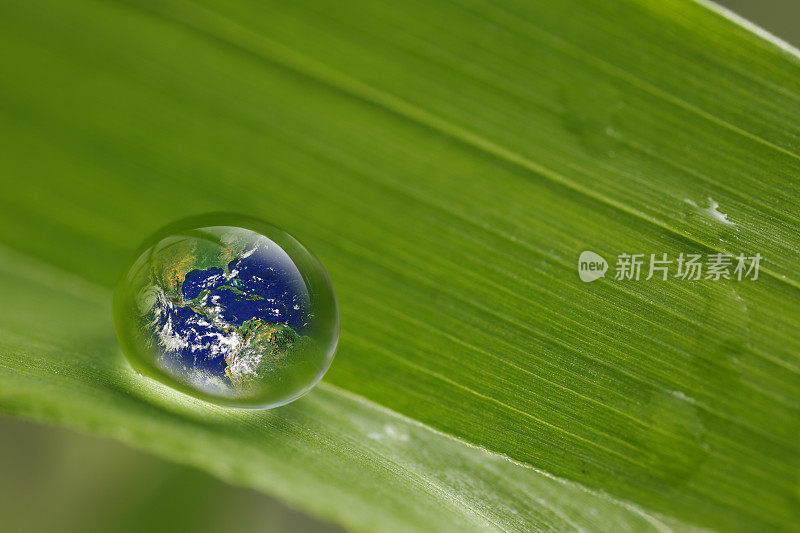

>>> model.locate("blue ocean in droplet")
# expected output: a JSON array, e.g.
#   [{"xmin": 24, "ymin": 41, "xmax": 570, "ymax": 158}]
[{"xmin": 151, "ymin": 242, "xmax": 311, "ymax": 382}]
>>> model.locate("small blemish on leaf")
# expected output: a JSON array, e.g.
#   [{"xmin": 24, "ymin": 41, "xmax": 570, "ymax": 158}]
[{"xmin": 684, "ymin": 197, "xmax": 736, "ymax": 227}]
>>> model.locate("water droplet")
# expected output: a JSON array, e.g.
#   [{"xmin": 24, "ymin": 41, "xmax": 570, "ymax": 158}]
[
  {"xmin": 113, "ymin": 214, "xmax": 339, "ymax": 408},
  {"xmin": 628, "ymin": 388, "xmax": 707, "ymax": 486},
  {"xmin": 559, "ymin": 78, "xmax": 622, "ymax": 157},
  {"xmin": 683, "ymin": 197, "xmax": 736, "ymax": 227}
]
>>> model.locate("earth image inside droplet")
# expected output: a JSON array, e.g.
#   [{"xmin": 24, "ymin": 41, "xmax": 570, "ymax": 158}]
[{"xmin": 113, "ymin": 215, "xmax": 339, "ymax": 408}]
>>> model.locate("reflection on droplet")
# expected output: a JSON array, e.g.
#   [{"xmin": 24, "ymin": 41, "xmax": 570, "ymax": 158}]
[{"xmin": 113, "ymin": 214, "xmax": 339, "ymax": 408}]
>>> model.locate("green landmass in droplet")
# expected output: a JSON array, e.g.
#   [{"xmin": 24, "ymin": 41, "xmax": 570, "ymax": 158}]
[
  {"xmin": 225, "ymin": 318, "xmax": 313, "ymax": 389},
  {"xmin": 150, "ymin": 230, "xmax": 251, "ymax": 302}
]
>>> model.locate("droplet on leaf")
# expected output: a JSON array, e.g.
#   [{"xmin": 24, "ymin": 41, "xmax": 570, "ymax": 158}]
[{"xmin": 113, "ymin": 214, "xmax": 339, "ymax": 408}]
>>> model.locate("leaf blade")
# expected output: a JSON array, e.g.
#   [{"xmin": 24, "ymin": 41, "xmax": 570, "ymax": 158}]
[{"xmin": 0, "ymin": 0, "xmax": 798, "ymax": 530}]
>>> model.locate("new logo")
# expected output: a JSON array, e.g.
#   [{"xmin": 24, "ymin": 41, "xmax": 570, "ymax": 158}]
[{"xmin": 578, "ymin": 251, "xmax": 608, "ymax": 282}]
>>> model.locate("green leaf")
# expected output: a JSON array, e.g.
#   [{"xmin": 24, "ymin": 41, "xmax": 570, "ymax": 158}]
[{"xmin": 0, "ymin": 0, "xmax": 798, "ymax": 531}]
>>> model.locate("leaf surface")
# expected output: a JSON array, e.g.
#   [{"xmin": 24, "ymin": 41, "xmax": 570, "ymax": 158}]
[{"xmin": 0, "ymin": 0, "xmax": 798, "ymax": 530}]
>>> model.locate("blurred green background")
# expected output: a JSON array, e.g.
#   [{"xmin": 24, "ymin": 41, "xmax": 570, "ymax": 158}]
[
  {"xmin": 719, "ymin": 0, "xmax": 800, "ymax": 47},
  {"xmin": 0, "ymin": 1, "xmax": 797, "ymax": 532},
  {"xmin": 0, "ymin": 416, "xmax": 342, "ymax": 533}
]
